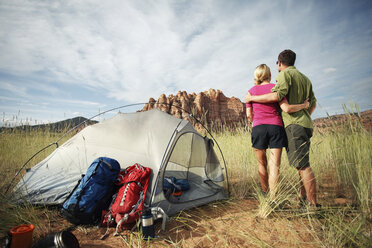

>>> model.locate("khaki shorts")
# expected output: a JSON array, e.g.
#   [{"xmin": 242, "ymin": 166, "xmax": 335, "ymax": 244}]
[{"xmin": 285, "ymin": 124, "xmax": 313, "ymax": 169}]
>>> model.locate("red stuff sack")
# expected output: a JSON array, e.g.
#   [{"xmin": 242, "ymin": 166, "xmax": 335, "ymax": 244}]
[{"xmin": 102, "ymin": 163, "xmax": 152, "ymax": 232}]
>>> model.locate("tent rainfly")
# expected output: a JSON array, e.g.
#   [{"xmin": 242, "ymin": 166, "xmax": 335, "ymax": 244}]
[{"xmin": 15, "ymin": 108, "xmax": 228, "ymax": 217}]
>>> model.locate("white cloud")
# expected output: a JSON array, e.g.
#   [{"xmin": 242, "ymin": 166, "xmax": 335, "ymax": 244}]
[
  {"xmin": 323, "ymin": 68, "xmax": 337, "ymax": 74},
  {"xmin": 45, "ymin": 98, "xmax": 102, "ymax": 107},
  {"xmin": 0, "ymin": 82, "xmax": 28, "ymax": 97},
  {"xmin": 0, "ymin": 95, "xmax": 22, "ymax": 102},
  {"xmin": 0, "ymin": 0, "xmax": 371, "ymax": 121}
]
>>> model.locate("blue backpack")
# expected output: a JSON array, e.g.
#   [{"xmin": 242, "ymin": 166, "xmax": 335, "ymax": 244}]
[{"xmin": 61, "ymin": 157, "xmax": 121, "ymax": 225}]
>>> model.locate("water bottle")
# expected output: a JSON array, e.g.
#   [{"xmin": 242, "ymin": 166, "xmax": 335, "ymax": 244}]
[{"xmin": 141, "ymin": 209, "xmax": 155, "ymax": 240}]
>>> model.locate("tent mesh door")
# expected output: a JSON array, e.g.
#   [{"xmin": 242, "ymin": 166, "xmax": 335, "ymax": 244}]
[{"xmin": 163, "ymin": 132, "xmax": 224, "ymax": 203}]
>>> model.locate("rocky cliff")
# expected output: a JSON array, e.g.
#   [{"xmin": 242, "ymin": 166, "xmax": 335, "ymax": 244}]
[
  {"xmin": 142, "ymin": 88, "xmax": 372, "ymax": 132},
  {"xmin": 141, "ymin": 88, "xmax": 246, "ymax": 129}
]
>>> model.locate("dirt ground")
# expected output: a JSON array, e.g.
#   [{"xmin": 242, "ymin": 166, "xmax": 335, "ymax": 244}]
[
  {"xmin": 1, "ymin": 172, "xmax": 354, "ymax": 248},
  {"xmin": 25, "ymin": 195, "xmax": 352, "ymax": 248}
]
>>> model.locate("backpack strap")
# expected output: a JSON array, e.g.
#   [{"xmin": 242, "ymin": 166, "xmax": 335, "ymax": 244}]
[
  {"xmin": 131, "ymin": 190, "xmax": 144, "ymax": 213},
  {"xmin": 119, "ymin": 181, "xmax": 143, "ymax": 206},
  {"xmin": 114, "ymin": 187, "xmax": 145, "ymax": 236},
  {"xmin": 62, "ymin": 174, "xmax": 84, "ymax": 206}
]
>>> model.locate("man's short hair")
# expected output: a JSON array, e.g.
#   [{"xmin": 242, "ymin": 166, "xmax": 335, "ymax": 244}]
[{"xmin": 278, "ymin": 49, "xmax": 296, "ymax": 66}]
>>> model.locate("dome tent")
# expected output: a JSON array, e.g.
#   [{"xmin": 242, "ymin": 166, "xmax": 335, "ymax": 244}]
[{"xmin": 14, "ymin": 108, "xmax": 228, "ymax": 217}]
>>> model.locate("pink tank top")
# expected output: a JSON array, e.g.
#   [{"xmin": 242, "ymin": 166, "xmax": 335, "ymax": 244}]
[{"xmin": 246, "ymin": 83, "xmax": 284, "ymax": 127}]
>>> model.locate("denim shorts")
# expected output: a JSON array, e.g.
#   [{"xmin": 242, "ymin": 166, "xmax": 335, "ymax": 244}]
[{"xmin": 251, "ymin": 124, "xmax": 288, "ymax": 149}]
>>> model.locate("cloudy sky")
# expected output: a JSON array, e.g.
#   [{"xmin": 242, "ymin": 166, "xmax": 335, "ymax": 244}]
[{"xmin": 0, "ymin": 0, "xmax": 371, "ymax": 125}]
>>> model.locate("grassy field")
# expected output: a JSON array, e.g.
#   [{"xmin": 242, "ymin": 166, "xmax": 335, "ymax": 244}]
[
  {"xmin": 213, "ymin": 120, "xmax": 371, "ymax": 247},
  {"xmin": 0, "ymin": 114, "xmax": 371, "ymax": 247}
]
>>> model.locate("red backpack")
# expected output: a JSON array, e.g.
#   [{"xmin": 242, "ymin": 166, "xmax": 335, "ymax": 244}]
[{"xmin": 102, "ymin": 163, "xmax": 152, "ymax": 233}]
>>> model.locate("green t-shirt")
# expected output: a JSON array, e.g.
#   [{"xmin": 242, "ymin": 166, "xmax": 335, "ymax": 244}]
[{"xmin": 271, "ymin": 66, "xmax": 316, "ymax": 129}]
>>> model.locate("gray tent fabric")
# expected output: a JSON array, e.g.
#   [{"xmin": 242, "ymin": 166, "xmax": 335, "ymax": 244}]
[{"xmin": 15, "ymin": 108, "xmax": 228, "ymax": 216}]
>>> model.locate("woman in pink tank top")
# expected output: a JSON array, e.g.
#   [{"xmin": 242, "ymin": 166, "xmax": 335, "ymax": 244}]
[{"xmin": 246, "ymin": 64, "xmax": 309, "ymax": 199}]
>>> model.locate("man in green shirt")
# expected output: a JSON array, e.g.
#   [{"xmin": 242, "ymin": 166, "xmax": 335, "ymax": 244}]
[{"xmin": 245, "ymin": 49, "xmax": 319, "ymax": 208}]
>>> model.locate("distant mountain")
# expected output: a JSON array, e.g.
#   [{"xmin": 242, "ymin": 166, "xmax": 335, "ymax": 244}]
[
  {"xmin": 313, "ymin": 109, "xmax": 372, "ymax": 132},
  {"xmin": 0, "ymin": 116, "xmax": 98, "ymax": 132}
]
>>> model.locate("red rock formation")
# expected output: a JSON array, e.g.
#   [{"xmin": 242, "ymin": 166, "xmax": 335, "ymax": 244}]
[
  {"xmin": 142, "ymin": 90, "xmax": 372, "ymax": 132},
  {"xmin": 141, "ymin": 89, "xmax": 246, "ymax": 129}
]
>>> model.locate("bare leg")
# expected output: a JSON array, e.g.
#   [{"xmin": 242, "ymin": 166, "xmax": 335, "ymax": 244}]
[
  {"xmin": 254, "ymin": 148, "xmax": 268, "ymax": 193},
  {"xmin": 298, "ymin": 166, "xmax": 317, "ymax": 205},
  {"xmin": 299, "ymin": 177, "xmax": 306, "ymax": 200},
  {"xmin": 268, "ymin": 148, "xmax": 282, "ymax": 198}
]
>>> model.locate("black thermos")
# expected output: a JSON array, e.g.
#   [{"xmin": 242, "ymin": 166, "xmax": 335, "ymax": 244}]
[{"xmin": 141, "ymin": 209, "xmax": 155, "ymax": 240}]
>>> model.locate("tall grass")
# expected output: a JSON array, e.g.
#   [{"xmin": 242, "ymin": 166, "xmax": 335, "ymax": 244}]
[
  {"xmin": 327, "ymin": 110, "xmax": 372, "ymax": 216},
  {"xmin": 213, "ymin": 127, "xmax": 257, "ymax": 198},
  {"xmin": 212, "ymin": 108, "xmax": 371, "ymax": 246},
  {"xmin": 0, "ymin": 127, "xmax": 73, "ymax": 239}
]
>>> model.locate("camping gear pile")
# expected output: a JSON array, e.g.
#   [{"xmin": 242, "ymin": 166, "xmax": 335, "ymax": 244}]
[
  {"xmin": 61, "ymin": 157, "xmax": 152, "ymax": 231},
  {"xmin": 14, "ymin": 109, "xmax": 228, "ymax": 235}
]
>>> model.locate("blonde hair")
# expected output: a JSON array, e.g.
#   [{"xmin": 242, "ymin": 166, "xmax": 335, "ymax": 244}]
[{"xmin": 254, "ymin": 64, "xmax": 271, "ymax": 84}]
